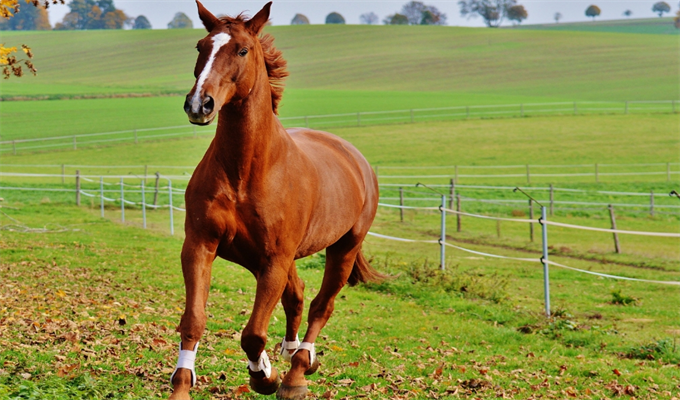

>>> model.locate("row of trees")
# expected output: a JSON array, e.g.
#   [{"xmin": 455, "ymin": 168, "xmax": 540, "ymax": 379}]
[
  {"xmin": 291, "ymin": 2, "xmax": 448, "ymax": 26},
  {"xmin": 458, "ymin": 0, "xmax": 527, "ymax": 27},
  {"xmin": 0, "ymin": 0, "xmax": 154, "ymax": 30}
]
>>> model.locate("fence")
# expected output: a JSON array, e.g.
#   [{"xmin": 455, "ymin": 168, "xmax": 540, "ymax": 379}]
[
  {"xmin": 369, "ymin": 196, "xmax": 680, "ymax": 317},
  {"xmin": 1, "ymin": 176, "xmax": 678, "ymax": 317},
  {"xmin": 1, "ymin": 100, "xmax": 677, "ymax": 154}
]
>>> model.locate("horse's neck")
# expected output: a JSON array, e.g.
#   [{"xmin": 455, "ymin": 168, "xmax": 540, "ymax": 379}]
[{"xmin": 213, "ymin": 77, "xmax": 288, "ymax": 191}]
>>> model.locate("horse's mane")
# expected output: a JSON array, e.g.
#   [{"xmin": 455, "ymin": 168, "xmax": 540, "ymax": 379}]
[{"xmin": 220, "ymin": 15, "xmax": 289, "ymax": 115}]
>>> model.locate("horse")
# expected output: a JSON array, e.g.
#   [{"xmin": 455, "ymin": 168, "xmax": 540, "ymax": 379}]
[{"xmin": 168, "ymin": 2, "xmax": 383, "ymax": 399}]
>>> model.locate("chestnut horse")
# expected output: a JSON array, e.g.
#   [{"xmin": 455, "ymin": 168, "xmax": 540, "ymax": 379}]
[{"xmin": 169, "ymin": 2, "xmax": 382, "ymax": 399}]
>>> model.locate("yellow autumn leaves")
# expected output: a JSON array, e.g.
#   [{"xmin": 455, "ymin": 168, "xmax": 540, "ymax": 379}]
[{"xmin": 1, "ymin": 0, "xmax": 37, "ymax": 78}]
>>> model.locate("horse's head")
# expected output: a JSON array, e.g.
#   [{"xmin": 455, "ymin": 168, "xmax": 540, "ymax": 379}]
[{"xmin": 184, "ymin": 1, "xmax": 272, "ymax": 125}]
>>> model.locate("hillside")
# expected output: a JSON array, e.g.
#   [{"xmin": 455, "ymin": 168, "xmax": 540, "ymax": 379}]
[
  {"xmin": 509, "ymin": 17, "xmax": 679, "ymax": 35},
  {"xmin": 0, "ymin": 25, "xmax": 676, "ymax": 101}
]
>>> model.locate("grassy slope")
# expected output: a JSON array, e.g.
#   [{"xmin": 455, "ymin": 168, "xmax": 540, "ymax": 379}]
[
  {"xmin": 0, "ymin": 25, "xmax": 676, "ymax": 101},
  {"xmin": 511, "ymin": 17, "xmax": 679, "ymax": 35}
]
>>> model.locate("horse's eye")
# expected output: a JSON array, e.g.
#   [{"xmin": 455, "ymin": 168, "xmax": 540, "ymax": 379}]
[{"xmin": 238, "ymin": 48, "xmax": 248, "ymax": 57}]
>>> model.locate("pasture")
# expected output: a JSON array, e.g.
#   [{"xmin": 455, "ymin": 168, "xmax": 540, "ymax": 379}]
[
  {"xmin": 0, "ymin": 18, "xmax": 679, "ymax": 400},
  {"xmin": 511, "ymin": 17, "xmax": 679, "ymax": 35}
]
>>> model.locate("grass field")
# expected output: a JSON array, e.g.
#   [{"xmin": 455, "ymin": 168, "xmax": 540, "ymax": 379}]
[{"xmin": 511, "ymin": 17, "xmax": 679, "ymax": 35}]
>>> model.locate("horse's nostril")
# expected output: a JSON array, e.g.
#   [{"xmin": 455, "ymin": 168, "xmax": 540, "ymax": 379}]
[
  {"xmin": 183, "ymin": 96, "xmax": 192, "ymax": 114},
  {"xmin": 203, "ymin": 96, "xmax": 215, "ymax": 115}
]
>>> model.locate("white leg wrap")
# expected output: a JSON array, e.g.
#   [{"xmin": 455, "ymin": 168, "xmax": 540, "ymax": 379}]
[
  {"xmin": 280, "ymin": 335, "xmax": 300, "ymax": 362},
  {"xmin": 247, "ymin": 350, "xmax": 272, "ymax": 379},
  {"xmin": 293, "ymin": 342, "xmax": 316, "ymax": 366},
  {"xmin": 170, "ymin": 342, "xmax": 199, "ymax": 387}
]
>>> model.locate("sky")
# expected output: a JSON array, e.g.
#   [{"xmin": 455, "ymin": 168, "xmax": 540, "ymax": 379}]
[{"xmin": 45, "ymin": 1, "xmax": 677, "ymax": 29}]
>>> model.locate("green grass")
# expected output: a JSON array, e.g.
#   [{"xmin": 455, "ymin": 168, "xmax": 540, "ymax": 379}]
[
  {"xmin": 0, "ymin": 25, "xmax": 676, "ymax": 101},
  {"xmin": 510, "ymin": 17, "xmax": 679, "ymax": 35},
  {"xmin": 0, "ymin": 200, "xmax": 678, "ymax": 399},
  {"xmin": 2, "ymin": 114, "xmax": 677, "ymax": 177}
]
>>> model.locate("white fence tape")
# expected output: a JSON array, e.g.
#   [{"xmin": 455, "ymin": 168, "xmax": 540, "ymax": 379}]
[
  {"xmin": 546, "ymin": 260, "xmax": 680, "ymax": 286},
  {"xmin": 366, "ymin": 231, "xmax": 438, "ymax": 243},
  {"xmin": 541, "ymin": 219, "xmax": 680, "ymax": 238}
]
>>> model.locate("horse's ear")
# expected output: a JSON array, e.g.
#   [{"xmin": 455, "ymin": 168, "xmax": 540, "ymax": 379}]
[
  {"xmin": 196, "ymin": 0, "xmax": 220, "ymax": 32},
  {"xmin": 245, "ymin": 2, "xmax": 271, "ymax": 35}
]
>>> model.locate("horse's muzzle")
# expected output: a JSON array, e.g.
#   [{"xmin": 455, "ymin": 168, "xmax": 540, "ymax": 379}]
[{"xmin": 184, "ymin": 94, "xmax": 216, "ymax": 125}]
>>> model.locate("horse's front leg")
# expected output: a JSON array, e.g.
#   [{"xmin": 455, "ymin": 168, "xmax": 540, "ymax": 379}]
[
  {"xmin": 242, "ymin": 260, "xmax": 290, "ymax": 395},
  {"xmin": 279, "ymin": 262, "xmax": 305, "ymax": 361},
  {"xmin": 169, "ymin": 239, "xmax": 217, "ymax": 400}
]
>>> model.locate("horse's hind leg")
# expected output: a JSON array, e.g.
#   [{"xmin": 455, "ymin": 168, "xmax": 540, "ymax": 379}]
[
  {"xmin": 278, "ymin": 233, "xmax": 361, "ymax": 399},
  {"xmin": 280, "ymin": 263, "xmax": 305, "ymax": 361}
]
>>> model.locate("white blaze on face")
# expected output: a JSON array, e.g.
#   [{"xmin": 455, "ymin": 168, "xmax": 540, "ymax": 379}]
[{"xmin": 191, "ymin": 32, "xmax": 232, "ymax": 114}]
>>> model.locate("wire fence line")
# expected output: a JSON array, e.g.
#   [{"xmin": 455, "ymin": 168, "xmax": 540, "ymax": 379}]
[{"xmin": 1, "ymin": 100, "xmax": 677, "ymax": 155}]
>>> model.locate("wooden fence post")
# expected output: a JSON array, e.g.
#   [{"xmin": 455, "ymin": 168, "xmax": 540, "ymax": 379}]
[
  {"xmin": 153, "ymin": 172, "xmax": 160, "ymax": 206},
  {"xmin": 549, "ymin": 184, "xmax": 554, "ymax": 216},
  {"xmin": 448, "ymin": 178, "xmax": 455, "ymax": 210},
  {"xmin": 608, "ymin": 204, "xmax": 621, "ymax": 254},
  {"xmin": 496, "ymin": 220, "xmax": 501, "ymax": 238},
  {"xmin": 75, "ymin": 170, "xmax": 81, "ymax": 206},
  {"xmin": 526, "ymin": 164, "xmax": 531, "ymax": 184},
  {"xmin": 399, "ymin": 187, "xmax": 404, "ymax": 223},
  {"xmin": 529, "ymin": 199, "xmax": 534, "ymax": 242},
  {"xmin": 456, "ymin": 193, "xmax": 461, "ymax": 232}
]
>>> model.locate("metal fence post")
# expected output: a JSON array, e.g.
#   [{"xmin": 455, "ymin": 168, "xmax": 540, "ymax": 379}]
[
  {"xmin": 100, "ymin": 177, "xmax": 104, "ymax": 218},
  {"xmin": 540, "ymin": 206, "xmax": 551, "ymax": 317},
  {"xmin": 75, "ymin": 170, "xmax": 81, "ymax": 206},
  {"xmin": 120, "ymin": 177, "xmax": 125, "ymax": 222},
  {"xmin": 168, "ymin": 179, "xmax": 174, "ymax": 235},
  {"xmin": 439, "ymin": 194, "xmax": 446, "ymax": 271},
  {"xmin": 608, "ymin": 204, "xmax": 620, "ymax": 254},
  {"xmin": 141, "ymin": 180, "xmax": 147, "ymax": 229},
  {"xmin": 399, "ymin": 187, "xmax": 404, "ymax": 222}
]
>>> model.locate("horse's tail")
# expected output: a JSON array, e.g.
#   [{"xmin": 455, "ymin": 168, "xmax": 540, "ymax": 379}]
[{"xmin": 347, "ymin": 249, "xmax": 387, "ymax": 286}]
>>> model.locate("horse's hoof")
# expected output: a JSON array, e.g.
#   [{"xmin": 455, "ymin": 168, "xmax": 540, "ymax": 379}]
[
  {"xmin": 249, "ymin": 367, "xmax": 281, "ymax": 395},
  {"xmin": 276, "ymin": 383, "xmax": 308, "ymax": 400},
  {"xmin": 304, "ymin": 356, "xmax": 319, "ymax": 376}
]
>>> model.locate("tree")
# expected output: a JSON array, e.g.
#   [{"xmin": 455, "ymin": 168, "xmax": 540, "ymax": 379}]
[
  {"xmin": 359, "ymin": 11, "xmax": 378, "ymax": 24},
  {"xmin": 652, "ymin": 2, "xmax": 670, "ymax": 17},
  {"xmin": 54, "ymin": 0, "xmax": 128, "ymax": 30},
  {"xmin": 399, "ymin": 1, "xmax": 447, "ymax": 25},
  {"xmin": 458, "ymin": 0, "xmax": 517, "ymax": 27},
  {"xmin": 325, "ymin": 12, "xmax": 344, "ymax": 24},
  {"xmin": 0, "ymin": 1, "xmax": 50, "ymax": 30},
  {"xmin": 0, "ymin": 0, "xmax": 61, "ymax": 79},
  {"xmin": 585, "ymin": 5, "xmax": 600, "ymax": 20},
  {"xmin": 167, "ymin": 11, "xmax": 192, "ymax": 29},
  {"xmin": 290, "ymin": 13, "xmax": 308, "ymax": 24},
  {"xmin": 507, "ymin": 4, "xmax": 527, "ymax": 24},
  {"xmin": 133, "ymin": 14, "xmax": 150, "ymax": 29},
  {"xmin": 623, "ymin": 9, "xmax": 632, "ymax": 17},
  {"xmin": 675, "ymin": 10, "xmax": 680, "ymax": 28},
  {"xmin": 554, "ymin": 12, "xmax": 562, "ymax": 23},
  {"xmin": 383, "ymin": 13, "xmax": 409, "ymax": 24}
]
